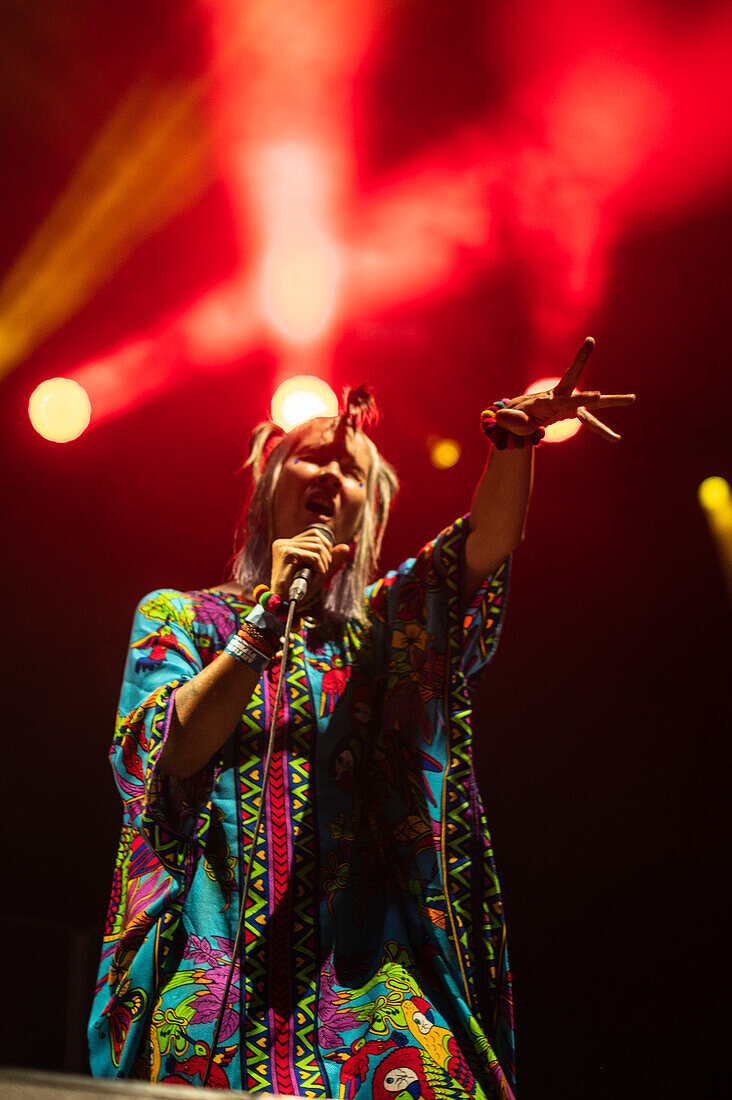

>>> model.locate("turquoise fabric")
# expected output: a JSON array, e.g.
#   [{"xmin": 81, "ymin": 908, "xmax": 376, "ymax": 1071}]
[{"xmin": 89, "ymin": 517, "xmax": 516, "ymax": 1097}]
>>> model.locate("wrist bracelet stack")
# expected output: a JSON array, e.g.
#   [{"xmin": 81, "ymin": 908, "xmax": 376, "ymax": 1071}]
[
  {"xmin": 224, "ymin": 586, "xmax": 290, "ymax": 674},
  {"xmin": 481, "ymin": 400, "xmax": 545, "ymax": 450}
]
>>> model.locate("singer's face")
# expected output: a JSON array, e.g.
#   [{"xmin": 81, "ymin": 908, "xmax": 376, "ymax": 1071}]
[{"xmin": 272, "ymin": 420, "xmax": 371, "ymax": 545}]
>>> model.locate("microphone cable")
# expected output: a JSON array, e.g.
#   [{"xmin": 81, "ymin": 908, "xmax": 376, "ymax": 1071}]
[{"xmin": 202, "ymin": 594, "xmax": 299, "ymax": 1088}]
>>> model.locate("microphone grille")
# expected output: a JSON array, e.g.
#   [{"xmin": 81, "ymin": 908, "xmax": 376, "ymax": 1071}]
[{"xmin": 305, "ymin": 522, "xmax": 335, "ymax": 546}]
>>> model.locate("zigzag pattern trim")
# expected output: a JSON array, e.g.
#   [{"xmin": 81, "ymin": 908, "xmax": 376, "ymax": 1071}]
[
  {"xmin": 236, "ymin": 634, "xmax": 326, "ymax": 1095},
  {"xmin": 238, "ymin": 677, "xmax": 272, "ymax": 1091},
  {"xmin": 285, "ymin": 637, "xmax": 326, "ymax": 1094},
  {"xmin": 266, "ymin": 664, "xmax": 297, "ymax": 1095},
  {"xmin": 439, "ymin": 527, "xmax": 509, "ymax": 1034}
]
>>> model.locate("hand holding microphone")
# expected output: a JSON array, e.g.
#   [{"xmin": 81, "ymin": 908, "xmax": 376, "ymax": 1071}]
[
  {"xmin": 270, "ymin": 524, "xmax": 350, "ymax": 606},
  {"xmin": 288, "ymin": 523, "xmax": 335, "ymax": 602}
]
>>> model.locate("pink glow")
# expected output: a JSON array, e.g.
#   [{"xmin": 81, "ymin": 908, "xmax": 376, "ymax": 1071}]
[
  {"xmin": 345, "ymin": 135, "xmax": 496, "ymax": 310},
  {"xmin": 261, "ymin": 215, "xmax": 341, "ymax": 342},
  {"xmin": 183, "ymin": 277, "xmax": 257, "ymax": 364},
  {"xmin": 42, "ymin": 0, "xmax": 732, "ymax": 419},
  {"xmin": 249, "ymin": 143, "xmax": 343, "ymax": 343},
  {"xmin": 72, "ymin": 338, "xmax": 174, "ymax": 424},
  {"xmin": 205, "ymin": 0, "xmax": 374, "ymax": 256}
]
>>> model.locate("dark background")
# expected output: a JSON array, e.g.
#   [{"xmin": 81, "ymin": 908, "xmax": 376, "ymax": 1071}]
[{"xmin": 1, "ymin": 2, "xmax": 729, "ymax": 1097}]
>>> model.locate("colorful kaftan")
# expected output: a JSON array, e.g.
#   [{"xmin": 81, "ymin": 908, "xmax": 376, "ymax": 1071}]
[{"xmin": 89, "ymin": 517, "xmax": 516, "ymax": 1097}]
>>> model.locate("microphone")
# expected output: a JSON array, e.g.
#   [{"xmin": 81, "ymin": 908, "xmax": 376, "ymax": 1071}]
[{"xmin": 288, "ymin": 523, "xmax": 335, "ymax": 603}]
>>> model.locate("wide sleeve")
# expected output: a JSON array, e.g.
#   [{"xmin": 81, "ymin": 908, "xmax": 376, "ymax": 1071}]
[
  {"xmin": 363, "ymin": 514, "xmax": 510, "ymax": 687},
  {"xmin": 110, "ymin": 589, "xmax": 224, "ymax": 881},
  {"xmin": 357, "ymin": 517, "xmax": 514, "ymax": 1081}
]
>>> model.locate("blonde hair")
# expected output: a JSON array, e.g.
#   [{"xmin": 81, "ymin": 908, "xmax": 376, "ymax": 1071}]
[{"xmin": 230, "ymin": 414, "xmax": 398, "ymax": 623}]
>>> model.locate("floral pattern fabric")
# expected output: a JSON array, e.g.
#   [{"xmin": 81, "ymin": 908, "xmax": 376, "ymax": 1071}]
[{"xmin": 89, "ymin": 516, "xmax": 516, "ymax": 1098}]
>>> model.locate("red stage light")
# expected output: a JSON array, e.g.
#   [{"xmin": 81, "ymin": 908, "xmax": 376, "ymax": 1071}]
[
  {"xmin": 270, "ymin": 376, "xmax": 338, "ymax": 431},
  {"xmin": 524, "ymin": 376, "xmax": 580, "ymax": 444},
  {"xmin": 28, "ymin": 377, "xmax": 91, "ymax": 442},
  {"xmin": 36, "ymin": 0, "xmax": 732, "ymax": 429}
]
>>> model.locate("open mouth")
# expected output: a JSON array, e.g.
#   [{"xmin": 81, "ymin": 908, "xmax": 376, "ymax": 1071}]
[{"xmin": 305, "ymin": 495, "xmax": 335, "ymax": 518}]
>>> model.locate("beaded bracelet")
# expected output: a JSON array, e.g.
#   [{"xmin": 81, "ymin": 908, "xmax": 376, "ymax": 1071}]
[
  {"xmin": 252, "ymin": 584, "xmax": 288, "ymax": 620},
  {"xmin": 481, "ymin": 401, "xmax": 544, "ymax": 450}
]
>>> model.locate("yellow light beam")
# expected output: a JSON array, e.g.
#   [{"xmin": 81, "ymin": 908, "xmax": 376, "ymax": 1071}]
[
  {"xmin": 698, "ymin": 476, "xmax": 732, "ymax": 605},
  {"xmin": 0, "ymin": 74, "xmax": 213, "ymax": 377}
]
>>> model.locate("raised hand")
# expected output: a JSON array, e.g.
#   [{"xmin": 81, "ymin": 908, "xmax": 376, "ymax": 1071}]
[{"xmin": 497, "ymin": 338, "xmax": 636, "ymax": 441}]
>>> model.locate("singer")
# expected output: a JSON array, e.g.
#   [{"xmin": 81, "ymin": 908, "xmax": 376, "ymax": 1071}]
[{"xmin": 89, "ymin": 339, "xmax": 634, "ymax": 1095}]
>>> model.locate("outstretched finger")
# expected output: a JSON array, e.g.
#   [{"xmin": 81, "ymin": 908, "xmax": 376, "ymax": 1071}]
[
  {"xmin": 577, "ymin": 406, "xmax": 621, "ymax": 441},
  {"xmin": 555, "ymin": 337, "xmax": 595, "ymax": 396},
  {"xmin": 576, "ymin": 392, "xmax": 636, "ymax": 410}
]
